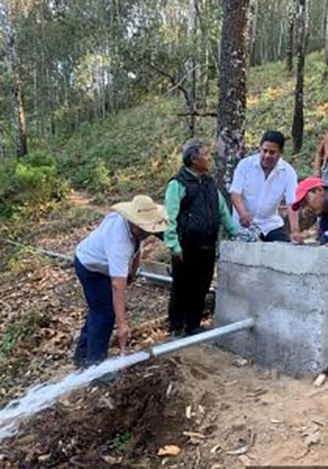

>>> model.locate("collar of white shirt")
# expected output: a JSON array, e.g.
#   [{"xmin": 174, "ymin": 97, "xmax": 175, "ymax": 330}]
[{"xmin": 252, "ymin": 153, "xmax": 286, "ymax": 175}]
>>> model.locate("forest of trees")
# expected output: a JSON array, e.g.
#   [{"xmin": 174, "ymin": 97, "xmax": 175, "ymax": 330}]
[
  {"xmin": 0, "ymin": 0, "xmax": 327, "ymax": 157},
  {"xmin": 0, "ymin": 0, "xmax": 328, "ymax": 217}
]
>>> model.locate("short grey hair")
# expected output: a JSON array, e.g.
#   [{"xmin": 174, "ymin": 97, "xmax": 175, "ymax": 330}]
[{"xmin": 182, "ymin": 139, "xmax": 205, "ymax": 167}]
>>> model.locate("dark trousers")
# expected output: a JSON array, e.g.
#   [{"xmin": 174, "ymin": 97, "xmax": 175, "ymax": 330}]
[
  {"xmin": 319, "ymin": 213, "xmax": 328, "ymax": 245},
  {"xmin": 260, "ymin": 226, "xmax": 289, "ymax": 242},
  {"xmin": 74, "ymin": 256, "xmax": 115, "ymax": 367},
  {"xmin": 168, "ymin": 245, "xmax": 215, "ymax": 333}
]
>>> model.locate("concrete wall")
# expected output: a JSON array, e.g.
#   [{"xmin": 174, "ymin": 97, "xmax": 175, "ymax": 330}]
[{"xmin": 215, "ymin": 241, "xmax": 328, "ymax": 376}]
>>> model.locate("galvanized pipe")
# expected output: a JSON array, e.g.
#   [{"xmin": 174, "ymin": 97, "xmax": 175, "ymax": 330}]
[
  {"xmin": 137, "ymin": 269, "xmax": 172, "ymax": 283},
  {"xmin": 151, "ymin": 318, "xmax": 254, "ymax": 357}
]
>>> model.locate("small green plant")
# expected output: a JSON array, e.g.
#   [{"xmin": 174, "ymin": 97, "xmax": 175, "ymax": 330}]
[
  {"xmin": 0, "ymin": 310, "xmax": 41, "ymax": 357},
  {"xmin": 6, "ymin": 246, "xmax": 44, "ymax": 275},
  {"xmin": 0, "ymin": 150, "xmax": 70, "ymax": 220},
  {"xmin": 108, "ymin": 432, "xmax": 132, "ymax": 453}
]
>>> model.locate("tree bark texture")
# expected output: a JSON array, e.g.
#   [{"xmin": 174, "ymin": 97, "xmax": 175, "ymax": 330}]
[
  {"xmin": 292, "ymin": 0, "xmax": 306, "ymax": 154},
  {"xmin": 325, "ymin": 0, "xmax": 328, "ymax": 67},
  {"xmin": 216, "ymin": 0, "xmax": 250, "ymax": 194},
  {"xmin": 4, "ymin": 16, "xmax": 28, "ymax": 157},
  {"xmin": 286, "ymin": 0, "xmax": 296, "ymax": 72}
]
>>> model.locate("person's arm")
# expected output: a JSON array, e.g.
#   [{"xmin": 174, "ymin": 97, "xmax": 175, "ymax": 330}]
[
  {"xmin": 285, "ymin": 168, "xmax": 302, "ymax": 244},
  {"xmin": 229, "ymin": 160, "xmax": 251, "ymax": 227},
  {"xmin": 164, "ymin": 179, "xmax": 185, "ymax": 261},
  {"xmin": 105, "ymin": 219, "xmax": 134, "ymax": 353},
  {"xmin": 218, "ymin": 191, "xmax": 239, "ymax": 237},
  {"xmin": 314, "ymin": 134, "xmax": 328, "ymax": 176},
  {"xmin": 287, "ymin": 206, "xmax": 302, "ymax": 244},
  {"xmin": 127, "ymin": 250, "xmax": 140, "ymax": 285},
  {"xmin": 111, "ymin": 276, "xmax": 130, "ymax": 353},
  {"xmin": 230, "ymin": 193, "xmax": 251, "ymax": 227}
]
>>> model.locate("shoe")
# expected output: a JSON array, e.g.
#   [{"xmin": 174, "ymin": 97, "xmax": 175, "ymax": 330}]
[
  {"xmin": 185, "ymin": 325, "xmax": 210, "ymax": 336},
  {"xmin": 169, "ymin": 328, "xmax": 184, "ymax": 338}
]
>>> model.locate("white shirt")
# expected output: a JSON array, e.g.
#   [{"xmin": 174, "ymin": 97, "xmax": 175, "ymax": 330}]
[
  {"xmin": 230, "ymin": 153, "xmax": 297, "ymax": 235},
  {"xmin": 76, "ymin": 213, "xmax": 137, "ymax": 277}
]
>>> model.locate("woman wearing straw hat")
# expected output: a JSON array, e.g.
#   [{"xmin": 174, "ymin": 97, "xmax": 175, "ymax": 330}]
[{"xmin": 74, "ymin": 195, "xmax": 168, "ymax": 368}]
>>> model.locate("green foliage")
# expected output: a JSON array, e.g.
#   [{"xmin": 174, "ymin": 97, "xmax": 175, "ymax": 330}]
[
  {"xmin": 108, "ymin": 432, "xmax": 132, "ymax": 453},
  {"xmin": 246, "ymin": 50, "xmax": 328, "ymax": 176},
  {"xmin": 6, "ymin": 245, "xmax": 45, "ymax": 275},
  {"xmin": 45, "ymin": 50, "xmax": 328, "ymax": 202},
  {"xmin": 0, "ymin": 150, "xmax": 70, "ymax": 219},
  {"xmin": 51, "ymin": 97, "xmax": 186, "ymax": 200},
  {"xmin": 74, "ymin": 158, "xmax": 113, "ymax": 195},
  {"xmin": 0, "ymin": 310, "xmax": 41, "ymax": 357},
  {"xmin": 2, "ymin": 51, "xmax": 328, "ymax": 213}
]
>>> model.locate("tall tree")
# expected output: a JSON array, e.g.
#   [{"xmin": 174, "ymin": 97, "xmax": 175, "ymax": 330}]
[
  {"xmin": 292, "ymin": 0, "xmax": 306, "ymax": 154},
  {"xmin": 216, "ymin": 0, "xmax": 250, "ymax": 194},
  {"xmin": 286, "ymin": 0, "xmax": 296, "ymax": 72},
  {"xmin": 249, "ymin": 0, "xmax": 259, "ymax": 67},
  {"xmin": 1, "ymin": 1, "xmax": 28, "ymax": 157},
  {"xmin": 325, "ymin": 0, "xmax": 328, "ymax": 68}
]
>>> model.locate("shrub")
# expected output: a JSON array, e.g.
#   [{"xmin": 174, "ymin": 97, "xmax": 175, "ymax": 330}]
[
  {"xmin": 74, "ymin": 157, "xmax": 113, "ymax": 195},
  {"xmin": 0, "ymin": 150, "xmax": 70, "ymax": 218}
]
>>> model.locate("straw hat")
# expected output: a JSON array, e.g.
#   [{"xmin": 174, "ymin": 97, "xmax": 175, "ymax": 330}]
[{"xmin": 111, "ymin": 195, "xmax": 168, "ymax": 233}]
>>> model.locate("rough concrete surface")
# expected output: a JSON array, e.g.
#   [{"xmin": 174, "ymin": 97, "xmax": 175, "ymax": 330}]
[{"xmin": 215, "ymin": 241, "xmax": 328, "ymax": 376}]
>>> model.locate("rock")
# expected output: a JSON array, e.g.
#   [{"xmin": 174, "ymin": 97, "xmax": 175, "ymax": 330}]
[
  {"xmin": 313, "ymin": 373, "xmax": 326, "ymax": 387},
  {"xmin": 158, "ymin": 445, "xmax": 181, "ymax": 456}
]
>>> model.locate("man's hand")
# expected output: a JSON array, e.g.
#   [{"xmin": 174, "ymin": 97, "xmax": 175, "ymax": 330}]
[
  {"xmin": 118, "ymin": 324, "xmax": 131, "ymax": 354},
  {"xmin": 290, "ymin": 230, "xmax": 303, "ymax": 245},
  {"xmin": 239, "ymin": 210, "xmax": 251, "ymax": 227}
]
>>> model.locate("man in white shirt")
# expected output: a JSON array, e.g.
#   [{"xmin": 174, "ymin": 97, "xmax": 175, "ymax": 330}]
[
  {"xmin": 230, "ymin": 130, "xmax": 301, "ymax": 243},
  {"xmin": 74, "ymin": 195, "xmax": 168, "ymax": 368}
]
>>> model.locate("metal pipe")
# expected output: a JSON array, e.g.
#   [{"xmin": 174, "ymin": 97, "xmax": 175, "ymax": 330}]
[
  {"xmin": 137, "ymin": 269, "xmax": 172, "ymax": 283},
  {"xmin": 0, "ymin": 318, "xmax": 255, "ymax": 439},
  {"xmin": 151, "ymin": 318, "xmax": 254, "ymax": 357},
  {"xmin": 137, "ymin": 269, "xmax": 216, "ymax": 295}
]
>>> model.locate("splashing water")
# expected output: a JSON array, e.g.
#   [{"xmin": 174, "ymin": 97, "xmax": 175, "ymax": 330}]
[{"xmin": 0, "ymin": 351, "xmax": 150, "ymax": 441}]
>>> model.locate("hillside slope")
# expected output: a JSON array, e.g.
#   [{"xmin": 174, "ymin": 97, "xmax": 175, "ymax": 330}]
[{"xmin": 45, "ymin": 50, "xmax": 328, "ymax": 202}]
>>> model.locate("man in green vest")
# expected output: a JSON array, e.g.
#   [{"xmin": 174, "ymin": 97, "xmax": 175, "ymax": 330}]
[{"xmin": 164, "ymin": 139, "xmax": 238, "ymax": 337}]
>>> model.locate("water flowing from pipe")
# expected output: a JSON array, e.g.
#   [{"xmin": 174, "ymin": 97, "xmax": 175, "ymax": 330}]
[{"xmin": 0, "ymin": 351, "xmax": 150, "ymax": 440}]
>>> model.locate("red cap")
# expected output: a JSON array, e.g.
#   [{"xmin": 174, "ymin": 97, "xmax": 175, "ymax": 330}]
[{"xmin": 292, "ymin": 176, "xmax": 324, "ymax": 211}]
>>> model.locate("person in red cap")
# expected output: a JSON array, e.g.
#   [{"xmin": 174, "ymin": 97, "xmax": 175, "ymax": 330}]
[{"xmin": 292, "ymin": 177, "xmax": 328, "ymax": 244}]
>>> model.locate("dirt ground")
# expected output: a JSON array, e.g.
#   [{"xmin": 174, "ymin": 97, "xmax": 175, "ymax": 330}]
[
  {"xmin": 1, "ymin": 195, "xmax": 328, "ymax": 468},
  {"xmin": 2, "ymin": 344, "xmax": 328, "ymax": 468}
]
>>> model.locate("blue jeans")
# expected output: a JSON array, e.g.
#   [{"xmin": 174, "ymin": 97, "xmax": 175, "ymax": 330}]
[
  {"xmin": 319, "ymin": 213, "xmax": 328, "ymax": 245},
  {"xmin": 74, "ymin": 256, "xmax": 115, "ymax": 367}
]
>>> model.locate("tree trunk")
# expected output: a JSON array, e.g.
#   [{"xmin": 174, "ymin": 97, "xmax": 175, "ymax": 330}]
[
  {"xmin": 186, "ymin": 0, "xmax": 197, "ymax": 136},
  {"xmin": 287, "ymin": 0, "xmax": 296, "ymax": 72},
  {"xmin": 0, "ymin": 127, "xmax": 6, "ymax": 159},
  {"xmin": 250, "ymin": 0, "xmax": 259, "ymax": 67},
  {"xmin": 216, "ymin": 0, "xmax": 250, "ymax": 195},
  {"xmin": 325, "ymin": 0, "xmax": 328, "ymax": 66},
  {"xmin": 3, "ymin": 11, "xmax": 28, "ymax": 157},
  {"xmin": 292, "ymin": 0, "xmax": 306, "ymax": 154}
]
